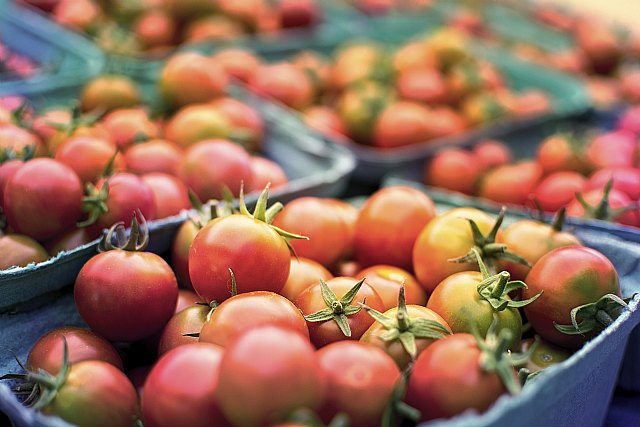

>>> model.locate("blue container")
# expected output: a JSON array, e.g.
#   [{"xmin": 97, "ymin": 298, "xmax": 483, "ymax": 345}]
[{"xmin": 0, "ymin": 1, "xmax": 105, "ymax": 99}]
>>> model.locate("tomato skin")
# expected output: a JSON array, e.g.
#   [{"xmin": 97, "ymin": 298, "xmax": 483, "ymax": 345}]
[
  {"xmin": 0, "ymin": 234, "xmax": 49, "ymax": 269},
  {"xmin": 519, "ymin": 338, "xmax": 571, "ymax": 373},
  {"xmin": 217, "ymin": 326, "xmax": 325, "ymax": 427},
  {"xmin": 397, "ymin": 66, "xmax": 447, "ymax": 104},
  {"xmin": 124, "ymin": 139, "xmax": 184, "ymax": 176},
  {"xmin": 248, "ymin": 63, "xmax": 314, "ymax": 110},
  {"xmin": 330, "ymin": 44, "xmax": 384, "ymax": 91},
  {"xmin": 585, "ymin": 130, "xmax": 638, "ymax": 170},
  {"xmin": 472, "ymin": 139, "xmax": 512, "ymax": 171},
  {"xmin": 405, "ymin": 334, "xmax": 509, "ymax": 421},
  {"xmin": 567, "ymin": 187, "xmax": 640, "ymax": 227},
  {"xmin": 531, "ymin": 171, "xmax": 587, "ymax": 213},
  {"xmin": 536, "ymin": 134, "xmax": 587, "ymax": 174},
  {"xmin": 101, "ymin": 108, "xmax": 159, "ymax": 149},
  {"xmin": 142, "ymin": 173, "xmax": 190, "ymax": 219},
  {"xmin": 392, "ymin": 41, "xmax": 438, "ymax": 73},
  {"xmin": 189, "ymin": 215, "xmax": 291, "ymax": 303},
  {"xmin": 354, "ymin": 186, "xmax": 436, "ymax": 271},
  {"xmin": 44, "ymin": 228, "xmax": 94, "ymax": 256},
  {"xmin": 164, "ymin": 104, "xmax": 232, "ymax": 149},
  {"xmin": 336, "ymin": 81, "xmax": 392, "ymax": 144},
  {"xmin": 134, "ymin": 9, "xmax": 176, "ymax": 49},
  {"xmin": 272, "ymin": 197, "xmax": 352, "ymax": 268},
  {"xmin": 0, "ymin": 159, "xmax": 23, "ymax": 210},
  {"xmin": 361, "ymin": 305, "xmax": 450, "ymax": 368},
  {"xmin": 178, "ymin": 139, "xmax": 253, "ymax": 201},
  {"xmin": 294, "ymin": 277, "xmax": 385, "ymax": 347},
  {"xmin": 0, "ymin": 123, "xmax": 43, "ymax": 157},
  {"xmin": 210, "ymin": 97, "xmax": 265, "ymax": 153},
  {"xmin": 316, "ymin": 341, "xmax": 400, "ymax": 427},
  {"xmin": 355, "ymin": 265, "xmax": 427, "ymax": 310},
  {"xmin": 211, "ymin": 49, "xmax": 260, "ymax": 83},
  {"xmin": 75, "ymin": 250, "xmax": 178, "ymax": 342},
  {"xmin": 303, "ymin": 106, "xmax": 348, "ymax": 139},
  {"xmin": 372, "ymin": 101, "xmax": 435, "ymax": 148},
  {"xmin": 281, "ymin": 257, "xmax": 333, "ymax": 302},
  {"xmin": 249, "ymin": 156, "xmax": 288, "ymax": 192},
  {"xmin": 200, "ymin": 291, "xmax": 308, "ymax": 347},
  {"xmin": 586, "ymin": 167, "xmax": 640, "ymax": 200},
  {"xmin": 55, "ymin": 136, "xmax": 123, "ymax": 183},
  {"xmin": 4, "ymin": 158, "xmax": 83, "ymax": 241},
  {"xmin": 80, "ymin": 75, "xmax": 141, "ymax": 113},
  {"xmin": 171, "ymin": 220, "xmax": 198, "ymax": 290},
  {"xmin": 42, "ymin": 360, "xmax": 139, "ymax": 427},
  {"xmin": 497, "ymin": 219, "xmax": 580, "ymax": 281},
  {"xmin": 425, "ymin": 148, "xmax": 482, "ymax": 195},
  {"xmin": 143, "ymin": 343, "xmax": 230, "ymax": 427},
  {"xmin": 27, "ymin": 327, "xmax": 123, "ymax": 375},
  {"xmin": 158, "ymin": 304, "xmax": 209, "ymax": 355},
  {"xmin": 478, "ymin": 161, "xmax": 543, "ymax": 206},
  {"xmin": 412, "ymin": 208, "xmax": 498, "ymax": 294},
  {"xmin": 523, "ymin": 246, "xmax": 621, "ymax": 348}
]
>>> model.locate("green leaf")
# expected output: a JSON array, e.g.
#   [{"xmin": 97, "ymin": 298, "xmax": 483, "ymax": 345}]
[
  {"xmin": 398, "ymin": 332, "xmax": 417, "ymax": 358},
  {"xmin": 304, "ymin": 308, "xmax": 335, "ymax": 323},
  {"xmin": 334, "ymin": 314, "xmax": 352, "ymax": 337},
  {"xmin": 506, "ymin": 291, "xmax": 543, "ymax": 308},
  {"xmin": 339, "ymin": 278, "xmax": 365, "ymax": 306},
  {"xmin": 319, "ymin": 279, "xmax": 338, "ymax": 307},
  {"xmin": 343, "ymin": 305, "xmax": 362, "ymax": 316},
  {"xmin": 380, "ymin": 329, "xmax": 401, "ymax": 342}
]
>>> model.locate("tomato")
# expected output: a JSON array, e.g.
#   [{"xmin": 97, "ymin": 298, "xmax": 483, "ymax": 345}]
[
  {"xmin": 158, "ymin": 304, "xmax": 210, "ymax": 355},
  {"xmin": 164, "ymin": 104, "xmax": 232, "ymax": 148},
  {"xmin": 397, "ymin": 66, "xmax": 447, "ymax": 104},
  {"xmin": 4, "ymin": 158, "xmax": 83, "ymax": 241},
  {"xmin": 277, "ymin": 0, "xmax": 320, "ymax": 28},
  {"xmin": 53, "ymin": 0, "xmax": 102, "ymax": 31},
  {"xmin": 304, "ymin": 106, "xmax": 348, "ymax": 142},
  {"xmin": 211, "ymin": 48, "xmax": 260, "ymax": 83},
  {"xmin": 586, "ymin": 168, "xmax": 640, "ymax": 200},
  {"xmin": 217, "ymin": 325, "xmax": 324, "ymax": 427},
  {"xmin": 330, "ymin": 43, "xmax": 386, "ymax": 91},
  {"xmin": 294, "ymin": 276, "xmax": 385, "ymax": 347},
  {"xmin": 519, "ymin": 338, "xmax": 571, "ymax": 373},
  {"xmin": 524, "ymin": 246, "xmax": 622, "ymax": 348},
  {"xmin": 354, "ymin": 186, "xmax": 436, "ymax": 271},
  {"xmin": 55, "ymin": 136, "xmax": 123, "ymax": 183},
  {"xmin": 40, "ymin": 360, "xmax": 139, "ymax": 427},
  {"xmin": 412, "ymin": 208, "xmax": 499, "ymax": 294},
  {"xmin": 210, "ymin": 97, "xmax": 265, "ymax": 153},
  {"xmin": 159, "ymin": 52, "xmax": 228, "ymax": 108},
  {"xmin": 80, "ymin": 75, "xmax": 141, "ymax": 113},
  {"xmin": 143, "ymin": 343, "xmax": 230, "ymax": 427},
  {"xmin": 248, "ymin": 63, "xmax": 314, "ymax": 110},
  {"xmin": 536, "ymin": 133, "xmax": 588, "ymax": 175},
  {"xmin": 176, "ymin": 289, "xmax": 203, "ymax": 312},
  {"xmin": 27, "ymin": 327, "xmax": 123, "ymax": 375},
  {"xmin": 355, "ymin": 265, "xmax": 427, "ymax": 310},
  {"xmin": 621, "ymin": 69, "xmax": 640, "ymax": 104},
  {"xmin": 405, "ymin": 333, "xmax": 515, "ymax": 421},
  {"xmin": 189, "ymin": 191, "xmax": 293, "ymax": 303},
  {"xmin": 249, "ymin": 156, "xmax": 288, "ymax": 192},
  {"xmin": 44, "ymin": 228, "xmax": 94, "ymax": 256},
  {"xmin": 172, "ymin": 220, "xmax": 199, "ymax": 290},
  {"xmin": 617, "ymin": 106, "xmax": 640, "ymax": 135},
  {"xmin": 425, "ymin": 148, "xmax": 482, "ymax": 195},
  {"xmin": 325, "ymin": 199, "xmax": 358, "ymax": 260},
  {"xmin": 460, "ymin": 91, "xmax": 507, "ymax": 125},
  {"xmin": 291, "ymin": 51, "xmax": 331, "ymax": 94},
  {"xmin": 425, "ymin": 107, "xmax": 467, "ymax": 139},
  {"xmin": 183, "ymin": 15, "xmax": 243, "ymax": 42},
  {"xmin": 281, "ymin": 257, "xmax": 333, "ymax": 302},
  {"xmin": 316, "ymin": 341, "xmax": 400, "ymax": 427},
  {"xmin": 531, "ymin": 171, "xmax": 587, "ymax": 213},
  {"xmin": 567, "ymin": 186, "xmax": 640, "ymax": 227},
  {"xmin": 124, "ymin": 139, "xmax": 184, "ymax": 176},
  {"xmin": 133, "ymin": 9, "xmax": 176, "ymax": 49},
  {"xmin": 0, "ymin": 234, "xmax": 48, "ymax": 269},
  {"xmin": 372, "ymin": 101, "xmax": 436, "ymax": 148},
  {"xmin": 576, "ymin": 22, "xmax": 623, "ymax": 75},
  {"xmin": 142, "ymin": 173, "xmax": 190, "ymax": 219},
  {"xmin": 0, "ymin": 159, "xmax": 23, "ymax": 210},
  {"xmin": 272, "ymin": 197, "xmax": 352, "ymax": 268},
  {"xmin": 392, "ymin": 41, "xmax": 438, "ymax": 73},
  {"xmin": 178, "ymin": 139, "xmax": 253, "ymax": 202},
  {"xmin": 336, "ymin": 81, "xmax": 392, "ymax": 144},
  {"xmin": 101, "ymin": 108, "xmax": 159, "ymax": 149},
  {"xmin": 478, "ymin": 161, "xmax": 543, "ymax": 206},
  {"xmin": 199, "ymin": 291, "xmax": 308, "ymax": 347},
  {"xmin": 585, "ymin": 130, "xmax": 638, "ymax": 170},
  {"xmin": 497, "ymin": 218, "xmax": 580, "ymax": 281},
  {"xmin": 472, "ymin": 139, "xmax": 512, "ymax": 172},
  {"xmin": 0, "ymin": 123, "xmax": 43, "ymax": 157},
  {"xmin": 74, "ymin": 220, "xmax": 178, "ymax": 342}
]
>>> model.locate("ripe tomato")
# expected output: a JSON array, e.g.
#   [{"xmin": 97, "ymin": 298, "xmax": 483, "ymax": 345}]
[
  {"xmin": 0, "ymin": 123, "xmax": 43, "ymax": 157},
  {"xmin": 4, "ymin": 158, "xmax": 83, "ymax": 241},
  {"xmin": 164, "ymin": 104, "xmax": 232, "ymax": 148},
  {"xmin": 397, "ymin": 66, "xmax": 447, "ymax": 104},
  {"xmin": 523, "ymin": 246, "xmax": 621, "ymax": 348},
  {"xmin": 531, "ymin": 171, "xmax": 587, "ymax": 213},
  {"xmin": 44, "ymin": 228, "xmax": 94, "ymax": 256},
  {"xmin": 0, "ymin": 234, "xmax": 49, "ymax": 269},
  {"xmin": 354, "ymin": 186, "xmax": 436, "ymax": 271},
  {"xmin": 210, "ymin": 97, "xmax": 265, "ymax": 153},
  {"xmin": 617, "ymin": 106, "xmax": 640, "ymax": 135},
  {"xmin": 216, "ymin": 325, "xmax": 325, "ymax": 427},
  {"xmin": 567, "ymin": 186, "xmax": 640, "ymax": 227},
  {"xmin": 412, "ymin": 208, "xmax": 498, "ymax": 294},
  {"xmin": 336, "ymin": 81, "xmax": 392, "ymax": 144},
  {"xmin": 536, "ymin": 133, "xmax": 588, "ymax": 175},
  {"xmin": 53, "ymin": 0, "xmax": 102, "ymax": 31},
  {"xmin": 303, "ymin": 106, "xmax": 348, "ymax": 139},
  {"xmin": 330, "ymin": 43, "xmax": 385, "ymax": 91},
  {"xmin": 183, "ymin": 15, "xmax": 244, "ymax": 43},
  {"xmin": 172, "ymin": 220, "xmax": 199, "ymax": 290},
  {"xmin": 54, "ymin": 136, "xmax": 123, "ymax": 183},
  {"xmin": 157, "ymin": 304, "xmax": 210, "ymax": 356},
  {"xmin": 142, "ymin": 173, "xmax": 190, "ymax": 219},
  {"xmin": 586, "ymin": 167, "xmax": 640, "ymax": 200},
  {"xmin": 249, "ymin": 156, "xmax": 288, "ymax": 192},
  {"xmin": 392, "ymin": 41, "xmax": 438, "ymax": 73},
  {"xmin": 211, "ymin": 48, "xmax": 260, "ymax": 83},
  {"xmin": 101, "ymin": 108, "xmax": 159, "ymax": 149},
  {"xmin": 0, "ymin": 159, "xmax": 24, "ymax": 210},
  {"xmin": 425, "ymin": 148, "xmax": 482, "ymax": 195},
  {"xmin": 124, "ymin": 139, "xmax": 184, "ymax": 176},
  {"xmin": 478, "ymin": 161, "xmax": 543, "ymax": 206},
  {"xmin": 585, "ymin": 130, "xmax": 638, "ymax": 170},
  {"xmin": 80, "ymin": 75, "xmax": 141, "ymax": 113},
  {"xmin": 143, "ymin": 343, "xmax": 230, "ymax": 427},
  {"xmin": 372, "ymin": 101, "xmax": 435, "ymax": 148},
  {"xmin": 248, "ymin": 63, "xmax": 314, "ymax": 110},
  {"xmin": 133, "ymin": 9, "xmax": 176, "ymax": 50},
  {"xmin": 355, "ymin": 265, "xmax": 427, "ymax": 310},
  {"xmin": 316, "ymin": 341, "xmax": 400, "ymax": 427},
  {"xmin": 272, "ymin": 197, "xmax": 352, "ymax": 268},
  {"xmin": 199, "ymin": 291, "xmax": 308, "ymax": 347},
  {"xmin": 472, "ymin": 139, "xmax": 512, "ymax": 172},
  {"xmin": 295, "ymin": 276, "xmax": 385, "ymax": 347},
  {"xmin": 176, "ymin": 288, "xmax": 203, "ymax": 313},
  {"xmin": 281, "ymin": 257, "xmax": 333, "ymax": 302},
  {"xmin": 27, "ymin": 327, "xmax": 123, "ymax": 375}
]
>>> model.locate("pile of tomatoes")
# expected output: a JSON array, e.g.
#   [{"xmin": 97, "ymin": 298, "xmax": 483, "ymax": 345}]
[
  {"xmin": 424, "ymin": 106, "xmax": 640, "ymax": 228},
  {"xmin": 20, "ymin": 0, "xmax": 321, "ymax": 56},
  {"xmin": 4, "ymin": 184, "xmax": 628, "ymax": 427},
  {"xmin": 0, "ymin": 65, "xmax": 289, "ymax": 270}
]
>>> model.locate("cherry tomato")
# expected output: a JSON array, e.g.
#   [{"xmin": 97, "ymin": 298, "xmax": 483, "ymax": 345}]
[
  {"xmin": 158, "ymin": 304, "xmax": 209, "ymax": 356},
  {"xmin": 281, "ymin": 257, "xmax": 333, "ymax": 302},
  {"xmin": 44, "ymin": 228, "xmax": 94, "ymax": 256},
  {"xmin": 478, "ymin": 161, "xmax": 543, "ymax": 206},
  {"xmin": 425, "ymin": 148, "xmax": 482, "ymax": 195},
  {"xmin": 142, "ymin": 172, "xmax": 190, "ymax": 219},
  {"xmin": 472, "ymin": 139, "xmax": 512, "ymax": 172},
  {"xmin": 0, "ymin": 123, "xmax": 43, "ymax": 157},
  {"xmin": 567, "ymin": 187, "xmax": 640, "ymax": 227},
  {"xmin": 249, "ymin": 156, "xmax": 288, "ymax": 192},
  {"xmin": 0, "ymin": 234, "xmax": 49, "ymax": 269},
  {"xmin": 336, "ymin": 81, "xmax": 392, "ymax": 144},
  {"xmin": 101, "ymin": 108, "xmax": 159, "ymax": 149},
  {"xmin": 519, "ymin": 338, "xmax": 571, "ymax": 373},
  {"xmin": 585, "ymin": 130, "xmax": 638, "ymax": 170},
  {"xmin": 124, "ymin": 139, "xmax": 183, "ymax": 176},
  {"xmin": 536, "ymin": 133, "xmax": 588, "ymax": 175},
  {"xmin": 0, "ymin": 159, "xmax": 24, "ymax": 210},
  {"xmin": 210, "ymin": 97, "xmax": 264, "ymax": 153},
  {"xmin": 133, "ymin": 9, "xmax": 176, "ymax": 50},
  {"xmin": 392, "ymin": 41, "xmax": 438, "ymax": 73},
  {"xmin": 55, "ymin": 136, "xmax": 123, "ymax": 183},
  {"xmin": 372, "ymin": 101, "xmax": 435, "ymax": 148},
  {"xmin": 172, "ymin": 220, "xmax": 198, "ymax": 290},
  {"xmin": 355, "ymin": 265, "xmax": 427, "ymax": 310},
  {"xmin": 586, "ymin": 168, "xmax": 640, "ymax": 200},
  {"xmin": 164, "ymin": 104, "xmax": 232, "ymax": 149},
  {"xmin": 80, "ymin": 75, "xmax": 141, "ymax": 113},
  {"xmin": 330, "ymin": 43, "xmax": 386, "ymax": 91},
  {"xmin": 248, "ymin": 63, "xmax": 314, "ymax": 110},
  {"xmin": 303, "ymin": 106, "xmax": 348, "ymax": 139},
  {"xmin": 397, "ymin": 66, "xmax": 447, "ymax": 104},
  {"xmin": 176, "ymin": 289, "xmax": 203, "ymax": 313},
  {"xmin": 531, "ymin": 171, "xmax": 587, "ymax": 213},
  {"xmin": 211, "ymin": 48, "xmax": 260, "ymax": 83}
]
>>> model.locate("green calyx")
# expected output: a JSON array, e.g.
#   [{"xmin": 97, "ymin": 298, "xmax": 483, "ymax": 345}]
[
  {"xmin": 98, "ymin": 210, "xmax": 149, "ymax": 252},
  {"xmin": 0, "ymin": 145, "xmax": 36, "ymax": 165},
  {"xmin": 48, "ymin": 104, "xmax": 104, "ymax": 136},
  {"xmin": 78, "ymin": 181, "xmax": 110, "ymax": 228},
  {"xmin": 472, "ymin": 248, "xmax": 543, "ymax": 311},
  {"xmin": 554, "ymin": 293, "xmax": 633, "ymax": 335},
  {"xmin": 304, "ymin": 278, "xmax": 365, "ymax": 337},
  {"xmin": 575, "ymin": 177, "xmax": 636, "ymax": 221},
  {"xmin": 362, "ymin": 285, "xmax": 450, "ymax": 358},
  {"xmin": 472, "ymin": 314, "xmax": 535, "ymax": 396},
  {"xmin": 449, "ymin": 207, "xmax": 532, "ymax": 273},
  {"xmin": 186, "ymin": 188, "xmax": 236, "ymax": 230},
  {"xmin": 529, "ymin": 201, "xmax": 570, "ymax": 233},
  {"xmin": 184, "ymin": 269, "xmax": 238, "ymax": 338}
]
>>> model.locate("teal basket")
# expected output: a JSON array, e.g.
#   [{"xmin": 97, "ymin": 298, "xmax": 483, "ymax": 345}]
[{"xmin": 0, "ymin": 1, "xmax": 105, "ymax": 99}]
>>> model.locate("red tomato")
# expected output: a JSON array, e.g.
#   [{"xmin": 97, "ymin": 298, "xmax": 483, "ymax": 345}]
[
  {"xmin": 355, "ymin": 265, "xmax": 427, "ymax": 310},
  {"xmin": 281, "ymin": 257, "xmax": 333, "ymax": 302},
  {"xmin": 0, "ymin": 234, "xmax": 49, "ymax": 269},
  {"xmin": 172, "ymin": 220, "xmax": 199, "ymax": 290},
  {"xmin": 164, "ymin": 104, "xmax": 232, "ymax": 149},
  {"xmin": 354, "ymin": 186, "xmax": 436, "ymax": 271},
  {"xmin": 0, "ymin": 159, "xmax": 24, "ymax": 210},
  {"xmin": 330, "ymin": 43, "xmax": 385, "ymax": 91},
  {"xmin": 210, "ymin": 97, "xmax": 264, "ymax": 153},
  {"xmin": 80, "ymin": 75, "xmax": 141, "ymax": 113},
  {"xmin": 392, "ymin": 41, "xmax": 438, "ymax": 73},
  {"xmin": 199, "ymin": 291, "xmax": 308, "ymax": 347},
  {"xmin": 294, "ymin": 276, "xmax": 385, "ymax": 347},
  {"xmin": 124, "ymin": 139, "xmax": 183, "ymax": 176},
  {"xmin": 183, "ymin": 15, "xmax": 244, "ymax": 43},
  {"xmin": 397, "ymin": 66, "xmax": 447, "ymax": 104},
  {"xmin": 512, "ymin": 90, "xmax": 551, "ymax": 118},
  {"xmin": 249, "ymin": 156, "xmax": 288, "ymax": 192},
  {"xmin": 101, "ymin": 108, "xmax": 159, "ymax": 149},
  {"xmin": 316, "ymin": 341, "xmax": 400, "ymax": 427},
  {"xmin": 142, "ymin": 173, "xmax": 190, "ymax": 219},
  {"xmin": 0, "ymin": 123, "xmax": 43, "ymax": 157},
  {"xmin": 272, "ymin": 197, "xmax": 352, "ymax": 268},
  {"xmin": 4, "ymin": 158, "xmax": 83, "ymax": 241},
  {"xmin": 278, "ymin": 0, "xmax": 320, "ymax": 27},
  {"xmin": 216, "ymin": 326, "xmax": 325, "ymax": 427},
  {"xmin": 133, "ymin": 9, "xmax": 176, "ymax": 49},
  {"xmin": 143, "ymin": 343, "xmax": 229, "ymax": 427},
  {"xmin": 158, "ymin": 305, "xmax": 210, "ymax": 355},
  {"xmin": 536, "ymin": 133, "xmax": 588, "ymax": 175},
  {"xmin": 44, "ymin": 228, "xmax": 93, "ymax": 256},
  {"xmin": 27, "ymin": 327, "xmax": 123, "ymax": 375},
  {"xmin": 303, "ymin": 106, "xmax": 348, "ymax": 139},
  {"xmin": 585, "ymin": 130, "xmax": 638, "ymax": 170},
  {"xmin": 531, "ymin": 171, "xmax": 587, "ymax": 213},
  {"xmin": 178, "ymin": 139, "xmax": 253, "ymax": 202},
  {"xmin": 567, "ymin": 187, "xmax": 640, "ymax": 227},
  {"xmin": 372, "ymin": 102, "xmax": 435, "ymax": 148},
  {"xmin": 478, "ymin": 161, "xmax": 543, "ymax": 206},
  {"xmin": 211, "ymin": 48, "xmax": 260, "ymax": 83},
  {"xmin": 55, "ymin": 136, "xmax": 123, "ymax": 183},
  {"xmin": 473, "ymin": 139, "xmax": 512, "ymax": 172},
  {"xmin": 425, "ymin": 148, "xmax": 482, "ymax": 195},
  {"xmin": 336, "ymin": 81, "xmax": 392, "ymax": 144},
  {"xmin": 617, "ymin": 106, "xmax": 640, "ymax": 135},
  {"xmin": 523, "ymin": 246, "xmax": 621, "ymax": 348},
  {"xmin": 176, "ymin": 289, "xmax": 203, "ymax": 313},
  {"xmin": 586, "ymin": 168, "xmax": 640, "ymax": 200},
  {"xmin": 248, "ymin": 63, "xmax": 314, "ymax": 110}
]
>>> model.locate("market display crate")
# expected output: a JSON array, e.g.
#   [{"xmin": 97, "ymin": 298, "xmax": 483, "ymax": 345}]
[{"xmin": 0, "ymin": 1, "xmax": 105, "ymax": 99}]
